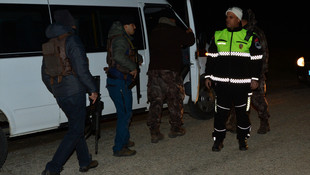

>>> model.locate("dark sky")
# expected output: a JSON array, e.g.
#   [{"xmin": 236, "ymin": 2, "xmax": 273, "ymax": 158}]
[
  {"xmin": 168, "ymin": 0, "xmax": 308, "ymax": 51},
  {"xmin": 167, "ymin": 0, "xmax": 308, "ymax": 71}
]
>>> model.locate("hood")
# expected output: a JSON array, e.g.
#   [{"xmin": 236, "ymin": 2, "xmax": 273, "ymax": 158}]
[
  {"xmin": 108, "ymin": 21, "xmax": 125, "ymax": 38},
  {"xmin": 159, "ymin": 17, "xmax": 176, "ymax": 27},
  {"xmin": 45, "ymin": 23, "xmax": 73, "ymax": 38}
]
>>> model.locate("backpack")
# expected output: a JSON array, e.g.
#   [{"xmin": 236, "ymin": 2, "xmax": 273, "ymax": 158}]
[{"xmin": 42, "ymin": 33, "xmax": 73, "ymax": 84}]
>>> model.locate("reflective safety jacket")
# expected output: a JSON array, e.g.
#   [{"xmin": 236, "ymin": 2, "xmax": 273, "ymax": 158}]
[{"xmin": 205, "ymin": 27, "xmax": 263, "ymax": 84}]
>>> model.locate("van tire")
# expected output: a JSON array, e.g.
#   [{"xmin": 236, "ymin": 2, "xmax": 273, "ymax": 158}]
[
  {"xmin": 0, "ymin": 127, "xmax": 8, "ymax": 169},
  {"xmin": 188, "ymin": 87, "xmax": 215, "ymax": 120}
]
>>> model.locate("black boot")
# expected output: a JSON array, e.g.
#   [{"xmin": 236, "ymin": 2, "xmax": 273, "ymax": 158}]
[
  {"xmin": 238, "ymin": 139, "xmax": 248, "ymax": 151},
  {"xmin": 212, "ymin": 138, "xmax": 224, "ymax": 152}
]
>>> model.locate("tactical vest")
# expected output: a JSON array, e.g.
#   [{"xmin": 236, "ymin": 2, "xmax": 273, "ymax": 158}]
[
  {"xmin": 42, "ymin": 33, "xmax": 73, "ymax": 84},
  {"xmin": 106, "ymin": 34, "xmax": 136, "ymax": 74},
  {"xmin": 214, "ymin": 28, "xmax": 253, "ymax": 57}
]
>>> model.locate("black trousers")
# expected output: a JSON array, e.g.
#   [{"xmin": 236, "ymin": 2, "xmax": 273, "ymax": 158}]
[{"xmin": 213, "ymin": 83, "xmax": 252, "ymax": 140}]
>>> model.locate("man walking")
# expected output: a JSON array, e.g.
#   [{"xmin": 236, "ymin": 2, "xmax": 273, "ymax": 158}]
[
  {"xmin": 41, "ymin": 10, "xmax": 98, "ymax": 174},
  {"xmin": 147, "ymin": 11, "xmax": 195, "ymax": 143},
  {"xmin": 205, "ymin": 7, "xmax": 263, "ymax": 151},
  {"xmin": 106, "ymin": 16, "xmax": 142, "ymax": 157}
]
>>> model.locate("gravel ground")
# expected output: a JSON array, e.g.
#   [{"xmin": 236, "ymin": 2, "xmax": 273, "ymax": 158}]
[{"xmin": 1, "ymin": 78, "xmax": 310, "ymax": 175}]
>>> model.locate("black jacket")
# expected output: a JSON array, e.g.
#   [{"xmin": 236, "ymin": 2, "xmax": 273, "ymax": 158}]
[
  {"xmin": 148, "ymin": 18, "xmax": 195, "ymax": 73},
  {"xmin": 41, "ymin": 24, "xmax": 98, "ymax": 97}
]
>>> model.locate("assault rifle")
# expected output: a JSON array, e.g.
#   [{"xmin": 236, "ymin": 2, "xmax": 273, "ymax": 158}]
[
  {"xmin": 128, "ymin": 50, "xmax": 142, "ymax": 103},
  {"xmin": 85, "ymin": 76, "xmax": 104, "ymax": 154}
]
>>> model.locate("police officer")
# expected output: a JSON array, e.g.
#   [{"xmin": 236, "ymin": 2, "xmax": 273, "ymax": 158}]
[
  {"xmin": 205, "ymin": 7, "xmax": 263, "ymax": 151},
  {"xmin": 226, "ymin": 9, "xmax": 271, "ymax": 134}
]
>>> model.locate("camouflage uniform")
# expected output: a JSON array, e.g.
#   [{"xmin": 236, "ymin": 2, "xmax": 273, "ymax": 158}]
[{"xmin": 147, "ymin": 70, "xmax": 185, "ymax": 130}]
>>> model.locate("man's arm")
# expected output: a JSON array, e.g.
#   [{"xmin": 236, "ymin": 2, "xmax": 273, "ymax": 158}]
[
  {"xmin": 66, "ymin": 35, "xmax": 98, "ymax": 94},
  {"xmin": 249, "ymin": 35, "xmax": 263, "ymax": 89},
  {"xmin": 205, "ymin": 36, "xmax": 218, "ymax": 89}
]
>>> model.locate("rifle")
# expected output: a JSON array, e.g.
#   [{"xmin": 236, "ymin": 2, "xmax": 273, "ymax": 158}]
[
  {"xmin": 128, "ymin": 50, "xmax": 142, "ymax": 104},
  {"xmin": 85, "ymin": 76, "xmax": 104, "ymax": 154}
]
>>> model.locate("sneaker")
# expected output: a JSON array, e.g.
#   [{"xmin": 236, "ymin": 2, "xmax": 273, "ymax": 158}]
[
  {"xmin": 79, "ymin": 160, "xmax": 99, "ymax": 172},
  {"xmin": 113, "ymin": 147, "xmax": 136, "ymax": 157},
  {"xmin": 168, "ymin": 127, "xmax": 186, "ymax": 138}
]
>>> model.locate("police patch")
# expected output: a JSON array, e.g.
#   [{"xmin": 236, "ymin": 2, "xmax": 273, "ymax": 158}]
[{"xmin": 254, "ymin": 38, "xmax": 262, "ymax": 49}]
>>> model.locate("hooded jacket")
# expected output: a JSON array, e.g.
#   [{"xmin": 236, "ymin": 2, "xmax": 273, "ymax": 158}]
[
  {"xmin": 107, "ymin": 21, "xmax": 137, "ymax": 72},
  {"xmin": 41, "ymin": 23, "xmax": 98, "ymax": 97}
]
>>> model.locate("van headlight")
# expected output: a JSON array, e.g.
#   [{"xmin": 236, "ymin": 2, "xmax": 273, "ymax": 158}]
[{"xmin": 297, "ymin": 57, "xmax": 305, "ymax": 67}]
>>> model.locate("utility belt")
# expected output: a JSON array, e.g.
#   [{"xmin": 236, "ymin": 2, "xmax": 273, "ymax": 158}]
[{"xmin": 106, "ymin": 67, "xmax": 132, "ymax": 81}]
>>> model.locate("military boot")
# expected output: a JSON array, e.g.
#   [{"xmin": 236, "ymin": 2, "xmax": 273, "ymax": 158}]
[
  {"xmin": 168, "ymin": 126, "xmax": 186, "ymax": 138},
  {"xmin": 238, "ymin": 139, "xmax": 248, "ymax": 151},
  {"xmin": 212, "ymin": 138, "xmax": 224, "ymax": 152},
  {"xmin": 257, "ymin": 118, "xmax": 270, "ymax": 134},
  {"xmin": 150, "ymin": 127, "xmax": 164, "ymax": 143}
]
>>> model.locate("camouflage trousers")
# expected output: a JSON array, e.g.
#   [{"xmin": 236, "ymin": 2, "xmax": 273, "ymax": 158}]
[{"xmin": 147, "ymin": 70, "xmax": 185, "ymax": 129}]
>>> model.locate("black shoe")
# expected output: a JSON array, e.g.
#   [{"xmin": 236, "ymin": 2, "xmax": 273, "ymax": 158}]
[
  {"xmin": 41, "ymin": 170, "xmax": 60, "ymax": 175},
  {"xmin": 238, "ymin": 139, "xmax": 248, "ymax": 151},
  {"xmin": 79, "ymin": 160, "xmax": 99, "ymax": 172},
  {"xmin": 113, "ymin": 147, "xmax": 136, "ymax": 157},
  {"xmin": 212, "ymin": 140, "xmax": 224, "ymax": 152}
]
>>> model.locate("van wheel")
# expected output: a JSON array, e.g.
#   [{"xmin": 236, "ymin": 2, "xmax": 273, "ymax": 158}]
[
  {"xmin": 188, "ymin": 87, "xmax": 215, "ymax": 120},
  {"xmin": 0, "ymin": 127, "xmax": 8, "ymax": 169}
]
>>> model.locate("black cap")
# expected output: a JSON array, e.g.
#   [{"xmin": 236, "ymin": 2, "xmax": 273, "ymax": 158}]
[
  {"xmin": 119, "ymin": 16, "xmax": 135, "ymax": 25},
  {"xmin": 159, "ymin": 10, "xmax": 175, "ymax": 19},
  {"xmin": 54, "ymin": 9, "xmax": 75, "ymax": 26}
]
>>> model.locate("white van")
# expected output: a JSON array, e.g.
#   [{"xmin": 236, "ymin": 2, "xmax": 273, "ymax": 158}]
[{"xmin": 0, "ymin": 0, "xmax": 215, "ymax": 168}]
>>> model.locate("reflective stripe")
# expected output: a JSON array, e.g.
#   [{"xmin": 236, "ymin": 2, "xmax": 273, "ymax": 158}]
[
  {"xmin": 237, "ymin": 125, "xmax": 251, "ymax": 130},
  {"xmin": 235, "ymin": 103, "xmax": 246, "ymax": 108},
  {"xmin": 250, "ymin": 54, "xmax": 263, "ymax": 60},
  {"xmin": 251, "ymin": 77, "xmax": 259, "ymax": 81},
  {"xmin": 218, "ymin": 52, "xmax": 251, "ymax": 57},
  {"xmin": 207, "ymin": 53, "xmax": 219, "ymax": 57},
  {"xmin": 208, "ymin": 52, "xmax": 262, "ymax": 60},
  {"xmin": 209, "ymin": 75, "xmax": 251, "ymax": 84},
  {"xmin": 246, "ymin": 93, "xmax": 252, "ymax": 111},
  {"xmin": 214, "ymin": 128, "xmax": 226, "ymax": 132},
  {"xmin": 217, "ymin": 104, "xmax": 230, "ymax": 110}
]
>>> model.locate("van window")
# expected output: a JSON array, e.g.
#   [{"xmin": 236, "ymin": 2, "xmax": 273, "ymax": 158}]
[
  {"xmin": 0, "ymin": 4, "xmax": 50, "ymax": 57},
  {"xmin": 0, "ymin": 5, "xmax": 145, "ymax": 58},
  {"xmin": 50, "ymin": 6, "xmax": 145, "ymax": 52}
]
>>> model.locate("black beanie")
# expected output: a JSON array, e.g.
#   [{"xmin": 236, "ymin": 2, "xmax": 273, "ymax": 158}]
[
  {"xmin": 54, "ymin": 9, "xmax": 75, "ymax": 26},
  {"xmin": 119, "ymin": 16, "xmax": 135, "ymax": 25}
]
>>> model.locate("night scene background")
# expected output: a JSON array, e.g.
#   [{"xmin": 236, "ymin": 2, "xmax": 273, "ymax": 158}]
[{"xmin": 168, "ymin": 0, "xmax": 308, "ymax": 86}]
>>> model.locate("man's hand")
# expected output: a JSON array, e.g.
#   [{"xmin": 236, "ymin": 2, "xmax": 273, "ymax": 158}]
[
  {"xmin": 186, "ymin": 28, "xmax": 193, "ymax": 34},
  {"xmin": 130, "ymin": 69, "xmax": 138, "ymax": 79},
  {"xmin": 205, "ymin": 79, "xmax": 212, "ymax": 89},
  {"xmin": 89, "ymin": 92, "xmax": 98, "ymax": 104},
  {"xmin": 251, "ymin": 80, "xmax": 259, "ymax": 90}
]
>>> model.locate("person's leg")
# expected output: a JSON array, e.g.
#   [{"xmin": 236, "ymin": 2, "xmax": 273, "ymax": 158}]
[
  {"xmin": 45, "ymin": 93, "xmax": 91, "ymax": 173},
  {"xmin": 147, "ymin": 71, "xmax": 164, "ymax": 143}
]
